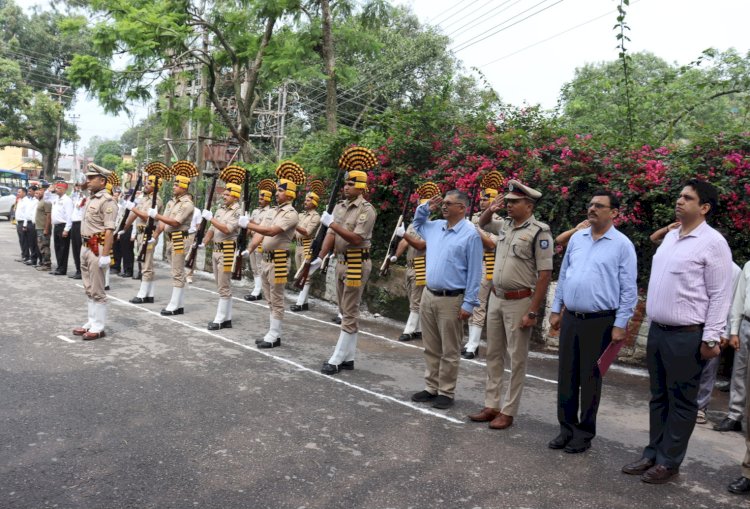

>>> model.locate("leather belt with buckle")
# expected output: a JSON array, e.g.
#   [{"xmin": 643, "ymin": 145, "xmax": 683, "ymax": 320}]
[
  {"xmin": 493, "ymin": 288, "xmax": 533, "ymax": 300},
  {"xmin": 566, "ymin": 309, "xmax": 617, "ymax": 320},
  {"xmin": 427, "ymin": 287, "xmax": 464, "ymax": 297},
  {"xmin": 652, "ymin": 321, "xmax": 704, "ymax": 333}
]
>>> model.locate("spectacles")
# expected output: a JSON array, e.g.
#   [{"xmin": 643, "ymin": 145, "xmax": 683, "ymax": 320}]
[
  {"xmin": 441, "ymin": 201, "xmax": 464, "ymax": 208},
  {"xmin": 587, "ymin": 202, "xmax": 612, "ymax": 210}
]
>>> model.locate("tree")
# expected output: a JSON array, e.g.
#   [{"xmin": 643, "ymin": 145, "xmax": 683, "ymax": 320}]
[
  {"xmin": 0, "ymin": 1, "xmax": 92, "ymax": 178},
  {"xmin": 93, "ymin": 139, "xmax": 122, "ymax": 166}
]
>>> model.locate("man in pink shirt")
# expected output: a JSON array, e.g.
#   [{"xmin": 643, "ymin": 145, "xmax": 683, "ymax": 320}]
[{"xmin": 622, "ymin": 179, "xmax": 733, "ymax": 484}]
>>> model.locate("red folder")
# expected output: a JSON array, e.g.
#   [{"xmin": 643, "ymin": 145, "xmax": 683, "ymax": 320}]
[{"xmin": 597, "ymin": 340, "xmax": 626, "ymax": 376}]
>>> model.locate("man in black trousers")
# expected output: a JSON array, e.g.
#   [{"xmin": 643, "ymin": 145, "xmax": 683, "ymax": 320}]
[{"xmin": 50, "ymin": 181, "xmax": 73, "ymax": 275}]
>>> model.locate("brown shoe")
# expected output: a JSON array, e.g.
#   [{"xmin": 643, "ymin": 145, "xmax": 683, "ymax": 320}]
[
  {"xmin": 641, "ymin": 464, "xmax": 679, "ymax": 484},
  {"xmin": 622, "ymin": 457, "xmax": 655, "ymax": 475},
  {"xmin": 72, "ymin": 327, "xmax": 88, "ymax": 336},
  {"xmin": 488, "ymin": 413, "xmax": 514, "ymax": 430},
  {"xmin": 468, "ymin": 407, "xmax": 500, "ymax": 422},
  {"xmin": 82, "ymin": 330, "xmax": 106, "ymax": 341}
]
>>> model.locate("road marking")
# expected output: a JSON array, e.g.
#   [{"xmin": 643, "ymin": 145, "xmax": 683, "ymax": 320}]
[
  {"xmin": 56, "ymin": 335, "xmax": 75, "ymax": 343},
  {"xmin": 101, "ymin": 292, "xmax": 465, "ymax": 425}
]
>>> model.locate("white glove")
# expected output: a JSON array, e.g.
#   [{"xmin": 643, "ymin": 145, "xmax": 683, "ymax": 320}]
[
  {"xmin": 395, "ymin": 224, "xmax": 406, "ymax": 237},
  {"xmin": 124, "ymin": 201, "xmax": 135, "ymax": 210},
  {"xmin": 390, "ymin": 255, "xmax": 398, "ymax": 263},
  {"xmin": 188, "ymin": 227, "xmax": 196, "ymax": 235},
  {"xmin": 201, "ymin": 208, "xmax": 213, "ymax": 221},
  {"xmin": 197, "ymin": 243, "xmax": 205, "ymax": 249},
  {"xmin": 130, "ymin": 231, "xmax": 136, "ymax": 241},
  {"xmin": 98, "ymin": 255, "xmax": 111, "ymax": 268},
  {"xmin": 115, "ymin": 230, "xmax": 123, "ymax": 238},
  {"xmin": 148, "ymin": 237, "xmax": 156, "ymax": 245},
  {"xmin": 147, "ymin": 207, "xmax": 157, "ymax": 218},
  {"xmin": 309, "ymin": 257, "xmax": 324, "ymax": 271},
  {"xmin": 238, "ymin": 214, "xmax": 250, "ymax": 228},
  {"xmin": 321, "ymin": 211, "xmax": 334, "ymax": 227},
  {"xmin": 241, "ymin": 249, "xmax": 249, "ymax": 257}
]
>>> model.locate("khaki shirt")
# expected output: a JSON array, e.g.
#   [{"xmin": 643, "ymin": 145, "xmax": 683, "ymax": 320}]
[
  {"xmin": 162, "ymin": 194, "xmax": 194, "ymax": 233},
  {"xmin": 35, "ymin": 200, "xmax": 52, "ymax": 228},
  {"xmin": 251, "ymin": 205, "xmax": 271, "ymax": 224},
  {"xmin": 483, "ymin": 214, "xmax": 554, "ymax": 291},
  {"xmin": 133, "ymin": 192, "xmax": 164, "ymax": 227},
  {"xmin": 261, "ymin": 202, "xmax": 299, "ymax": 251},
  {"xmin": 329, "ymin": 194, "xmax": 377, "ymax": 253},
  {"xmin": 472, "ymin": 211, "xmax": 499, "ymax": 250},
  {"xmin": 405, "ymin": 223, "xmax": 425, "ymax": 262},
  {"xmin": 81, "ymin": 189, "xmax": 117, "ymax": 236},
  {"xmin": 209, "ymin": 202, "xmax": 241, "ymax": 242},
  {"xmin": 296, "ymin": 209, "xmax": 321, "ymax": 243}
]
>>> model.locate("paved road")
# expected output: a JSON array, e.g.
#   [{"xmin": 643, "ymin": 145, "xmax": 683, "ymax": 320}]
[{"xmin": 0, "ymin": 220, "xmax": 747, "ymax": 508}]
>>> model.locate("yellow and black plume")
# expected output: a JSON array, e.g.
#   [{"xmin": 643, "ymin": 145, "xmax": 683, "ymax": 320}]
[
  {"xmin": 338, "ymin": 146, "xmax": 378, "ymax": 171},
  {"xmin": 170, "ymin": 160, "xmax": 199, "ymax": 178},
  {"xmin": 106, "ymin": 172, "xmax": 121, "ymax": 187},
  {"xmin": 258, "ymin": 178, "xmax": 277, "ymax": 193},
  {"xmin": 220, "ymin": 165, "xmax": 247, "ymax": 185},
  {"xmin": 480, "ymin": 170, "xmax": 503, "ymax": 192},
  {"xmin": 308, "ymin": 179, "xmax": 325, "ymax": 197},
  {"xmin": 275, "ymin": 161, "xmax": 306, "ymax": 186},
  {"xmin": 144, "ymin": 161, "xmax": 171, "ymax": 179},
  {"xmin": 417, "ymin": 182, "xmax": 441, "ymax": 200}
]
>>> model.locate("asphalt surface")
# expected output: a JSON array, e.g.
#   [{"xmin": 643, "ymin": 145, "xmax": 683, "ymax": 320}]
[{"xmin": 0, "ymin": 219, "xmax": 748, "ymax": 509}]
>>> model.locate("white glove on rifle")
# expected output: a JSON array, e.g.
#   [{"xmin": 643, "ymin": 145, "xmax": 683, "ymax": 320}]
[
  {"xmin": 201, "ymin": 209, "xmax": 213, "ymax": 221},
  {"xmin": 395, "ymin": 224, "xmax": 406, "ymax": 237},
  {"xmin": 241, "ymin": 249, "xmax": 249, "ymax": 258},
  {"xmin": 389, "ymin": 255, "xmax": 398, "ymax": 263},
  {"xmin": 147, "ymin": 237, "xmax": 156, "ymax": 245},
  {"xmin": 320, "ymin": 211, "xmax": 334, "ymax": 228},
  {"xmin": 124, "ymin": 201, "xmax": 135, "ymax": 211},
  {"xmin": 309, "ymin": 257, "xmax": 324, "ymax": 271},
  {"xmin": 115, "ymin": 230, "xmax": 123, "ymax": 238},
  {"xmin": 98, "ymin": 255, "xmax": 111, "ymax": 268},
  {"xmin": 147, "ymin": 207, "xmax": 157, "ymax": 218},
  {"xmin": 238, "ymin": 214, "xmax": 250, "ymax": 228}
]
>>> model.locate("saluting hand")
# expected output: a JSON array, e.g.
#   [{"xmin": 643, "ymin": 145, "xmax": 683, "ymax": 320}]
[
  {"xmin": 489, "ymin": 195, "xmax": 504, "ymax": 212},
  {"xmin": 428, "ymin": 195, "xmax": 442, "ymax": 212}
]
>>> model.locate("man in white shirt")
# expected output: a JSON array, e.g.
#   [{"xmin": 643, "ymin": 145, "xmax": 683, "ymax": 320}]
[
  {"xmin": 186, "ymin": 198, "xmax": 202, "ymax": 284},
  {"xmin": 14, "ymin": 188, "xmax": 30, "ymax": 262},
  {"xmin": 21, "ymin": 185, "xmax": 40, "ymax": 265},
  {"xmin": 50, "ymin": 181, "xmax": 74, "ymax": 275}
]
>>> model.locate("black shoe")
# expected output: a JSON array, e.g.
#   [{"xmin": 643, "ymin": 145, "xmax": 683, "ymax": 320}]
[
  {"xmin": 728, "ymin": 476, "xmax": 750, "ymax": 494},
  {"xmin": 432, "ymin": 395, "xmax": 454, "ymax": 409},
  {"xmin": 331, "ymin": 316, "xmax": 342, "ymax": 325},
  {"xmin": 548, "ymin": 434, "xmax": 571, "ymax": 450},
  {"xmin": 130, "ymin": 296, "xmax": 154, "ymax": 304},
  {"xmin": 160, "ymin": 308, "xmax": 184, "ymax": 316},
  {"xmin": 244, "ymin": 293, "xmax": 263, "ymax": 301},
  {"xmin": 713, "ymin": 417, "xmax": 742, "ymax": 432},
  {"xmin": 411, "ymin": 331, "xmax": 422, "ymax": 340},
  {"xmin": 564, "ymin": 439, "xmax": 591, "ymax": 454},
  {"xmin": 54, "ymin": 270, "xmax": 66, "ymax": 275},
  {"xmin": 104, "ymin": 285, "xmax": 110, "ymax": 290},
  {"xmin": 119, "ymin": 271, "xmax": 133, "ymax": 278},
  {"xmin": 321, "ymin": 362, "xmax": 340, "ymax": 375},
  {"xmin": 111, "ymin": 266, "xmax": 121, "ymax": 272},
  {"xmin": 258, "ymin": 338, "xmax": 281, "ymax": 349},
  {"xmin": 69, "ymin": 272, "xmax": 82, "ymax": 279},
  {"xmin": 15, "ymin": 258, "xmax": 28, "ymax": 263},
  {"xmin": 716, "ymin": 380, "xmax": 730, "ymax": 392},
  {"xmin": 290, "ymin": 303, "xmax": 309, "ymax": 312},
  {"xmin": 208, "ymin": 320, "xmax": 232, "ymax": 330},
  {"xmin": 340, "ymin": 360, "xmax": 354, "ymax": 370},
  {"xmin": 411, "ymin": 390, "xmax": 437, "ymax": 403},
  {"xmin": 461, "ymin": 349, "xmax": 477, "ymax": 359},
  {"xmin": 398, "ymin": 332, "xmax": 414, "ymax": 341},
  {"xmin": 24, "ymin": 260, "xmax": 35, "ymax": 265}
]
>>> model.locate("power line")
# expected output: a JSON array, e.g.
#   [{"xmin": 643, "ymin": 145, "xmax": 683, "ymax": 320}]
[
  {"xmin": 445, "ymin": 0, "xmax": 525, "ymax": 39},
  {"xmin": 439, "ymin": 0, "xmax": 496, "ymax": 32},
  {"xmin": 428, "ymin": 0, "xmax": 476, "ymax": 27},
  {"xmin": 453, "ymin": 0, "xmax": 566, "ymax": 53}
]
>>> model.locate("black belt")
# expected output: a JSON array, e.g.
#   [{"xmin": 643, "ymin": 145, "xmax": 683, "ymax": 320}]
[
  {"xmin": 566, "ymin": 309, "xmax": 616, "ymax": 320},
  {"xmin": 427, "ymin": 287, "xmax": 464, "ymax": 297},
  {"xmin": 652, "ymin": 321, "xmax": 704, "ymax": 333}
]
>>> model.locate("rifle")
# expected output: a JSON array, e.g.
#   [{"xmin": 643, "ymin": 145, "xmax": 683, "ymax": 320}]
[
  {"xmin": 293, "ymin": 168, "xmax": 345, "ymax": 289},
  {"xmin": 379, "ymin": 184, "xmax": 412, "ymax": 276},
  {"xmin": 137, "ymin": 178, "xmax": 160, "ymax": 263},
  {"xmin": 185, "ymin": 173, "xmax": 218, "ymax": 269},
  {"xmin": 467, "ymin": 184, "xmax": 482, "ymax": 219},
  {"xmin": 231, "ymin": 170, "xmax": 252, "ymax": 280},
  {"xmin": 116, "ymin": 172, "xmax": 143, "ymax": 234}
]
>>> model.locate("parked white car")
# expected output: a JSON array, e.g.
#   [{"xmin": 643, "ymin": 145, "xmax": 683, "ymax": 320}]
[{"xmin": 0, "ymin": 185, "xmax": 16, "ymax": 219}]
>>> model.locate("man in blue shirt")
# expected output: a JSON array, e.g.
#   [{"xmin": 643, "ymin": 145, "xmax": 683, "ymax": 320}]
[
  {"xmin": 549, "ymin": 190, "xmax": 638, "ymax": 453},
  {"xmin": 410, "ymin": 190, "xmax": 483, "ymax": 409}
]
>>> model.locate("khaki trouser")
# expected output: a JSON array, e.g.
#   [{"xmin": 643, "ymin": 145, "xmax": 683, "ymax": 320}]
[
  {"xmin": 169, "ymin": 236, "xmax": 187, "ymax": 288},
  {"xmin": 406, "ymin": 268, "xmax": 425, "ymax": 313},
  {"xmin": 261, "ymin": 258, "xmax": 287, "ymax": 320},
  {"xmin": 81, "ymin": 246, "xmax": 107, "ymax": 303},
  {"xmin": 212, "ymin": 250, "xmax": 233, "ymax": 298},
  {"xmin": 295, "ymin": 243, "xmax": 305, "ymax": 275},
  {"xmin": 484, "ymin": 293, "xmax": 533, "ymax": 416},
  {"xmin": 335, "ymin": 258, "xmax": 372, "ymax": 334},
  {"xmin": 419, "ymin": 289, "xmax": 464, "ymax": 398},
  {"xmin": 136, "ymin": 231, "xmax": 157, "ymax": 282},
  {"xmin": 469, "ymin": 277, "xmax": 492, "ymax": 328},
  {"xmin": 250, "ymin": 250, "xmax": 263, "ymax": 279},
  {"xmin": 36, "ymin": 229, "xmax": 51, "ymax": 266},
  {"xmin": 186, "ymin": 232, "xmax": 196, "ymax": 277}
]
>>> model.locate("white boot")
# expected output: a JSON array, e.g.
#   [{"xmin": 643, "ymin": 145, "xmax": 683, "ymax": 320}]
[
  {"xmin": 146, "ymin": 280, "xmax": 155, "ymax": 298},
  {"xmin": 464, "ymin": 325, "xmax": 482, "ymax": 357},
  {"xmin": 295, "ymin": 284, "xmax": 311, "ymax": 306},
  {"xmin": 177, "ymin": 286, "xmax": 185, "ymax": 308},
  {"xmin": 399, "ymin": 311, "xmax": 420, "ymax": 340},
  {"xmin": 82, "ymin": 299, "xmax": 94, "ymax": 329},
  {"xmin": 208, "ymin": 298, "xmax": 231, "ymax": 329},
  {"xmin": 212, "ymin": 299, "xmax": 227, "ymax": 324},
  {"xmin": 90, "ymin": 302, "xmax": 107, "ymax": 333},
  {"xmin": 135, "ymin": 281, "xmax": 149, "ymax": 299},
  {"xmin": 162, "ymin": 287, "xmax": 184, "ymax": 314},
  {"xmin": 259, "ymin": 318, "xmax": 282, "ymax": 348},
  {"xmin": 104, "ymin": 267, "xmax": 110, "ymax": 288},
  {"xmin": 344, "ymin": 332, "xmax": 359, "ymax": 362},
  {"xmin": 327, "ymin": 330, "xmax": 356, "ymax": 366},
  {"xmin": 251, "ymin": 276, "xmax": 262, "ymax": 297},
  {"xmin": 226, "ymin": 298, "xmax": 233, "ymax": 321}
]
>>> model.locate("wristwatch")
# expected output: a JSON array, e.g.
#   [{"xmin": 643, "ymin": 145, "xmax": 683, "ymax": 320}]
[
  {"xmin": 704, "ymin": 340, "xmax": 718, "ymax": 348},
  {"xmin": 527, "ymin": 312, "xmax": 538, "ymax": 319}
]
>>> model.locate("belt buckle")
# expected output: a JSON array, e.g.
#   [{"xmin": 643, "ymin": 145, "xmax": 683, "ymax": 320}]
[{"xmin": 574, "ymin": 311, "xmax": 586, "ymax": 319}]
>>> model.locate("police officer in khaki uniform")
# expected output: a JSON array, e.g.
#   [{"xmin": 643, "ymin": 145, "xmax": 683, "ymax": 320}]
[
  {"xmin": 291, "ymin": 186, "xmax": 322, "ymax": 312},
  {"xmin": 34, "ymin": 186, "xmax": 53, "ymax": 271},
  {"xmin": 149, "ymin": 174, "xmax": 195, "ymax": 315},
  {"xmin": 311, "ymin": 170, "xmax": 377, "ymax": 375},
  {"xmin": 239, "ymin": 171, "xmax": 300, "ymax": 347},
  {"xmin": 468, "ymin": 179, "xmax": 553, "ymax": 429},
  {"xmin": 72, "ymin": 164, "xmax": 117, "ymax": 340},
  {"xmin": 244, "ymin": 184, "xmax": 273, "ymax": 301},
  {"xmin": 123, "ymin": 175, "xmax": 164, "ymax": 303},
  {"xmin": 201, "ymin": 183, "xmax": 242, "ymax": 330},
  {"xmin": 463, "ymin": 185, "xmax": 502, "ymax": 359},
  {"xmin": 392, "ymin": 215, "xmax": 428, "ymax": 341}
]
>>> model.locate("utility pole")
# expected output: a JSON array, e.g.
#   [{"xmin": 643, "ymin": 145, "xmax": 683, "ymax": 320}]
[
  {"xmin": 69, "ymin": 114, "xmax": 80, "ymax": 182},
  {"xmin": 277, "ymin": 82, "xmax": 288, "ymax": 160},
  {"xmin": 50, "ymin": 85, "xmax": 71, "ymax": 180}
]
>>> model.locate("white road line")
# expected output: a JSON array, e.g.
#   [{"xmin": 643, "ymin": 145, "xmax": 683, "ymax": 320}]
[
  {"xmin": 190, "ymin": 285, "xmax": 561, "ymax": 385},
  {"xmin": 100, "ymin": 292, "xmax": 464, "ymax": 425},
  {"xmin": 56, "ymin": 335, "xmax": 75, "ymax": 343}
]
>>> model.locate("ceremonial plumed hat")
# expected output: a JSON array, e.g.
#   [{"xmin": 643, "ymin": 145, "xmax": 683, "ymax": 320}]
[
  {"xmin": 258, "ymin": 179, "xmax": 276, "ymax": 201},
  {"xmin": 307, "ymin": 180, "xmax": 325, "ymax": 207},
  {"xmin": 481, "ymin": 170, "xmax": 503, "ymax": 199},
  {"xmin": 171, "ymin": 160, "xmax": 198, "ymax": 189},
  {"xmin": 339, "ymin": 146, "xmax": 378, "ymax": 190},
  {"xmin": 275, "ymin": 161, "xmax": 306, "ymax": 199},
  {"xmin": 417, "ymin": 182, "xmax": 441, "ymax": 204},
  {"xmin": 220, "ymin": 165, "xmax": 247, "ymax": 199}
]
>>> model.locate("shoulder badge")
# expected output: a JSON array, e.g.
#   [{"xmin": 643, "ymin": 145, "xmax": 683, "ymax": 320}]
[
  {"xmin": 539, "ymin": 239, "xmax": 550, "ymax": 250},
  {"xmin": 358, "ymin": 213, "xmax": 367, "ymax": 222},
  {"xmin": 105, "ymin": 206, "xmax": 113, "ymax": 214}
]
